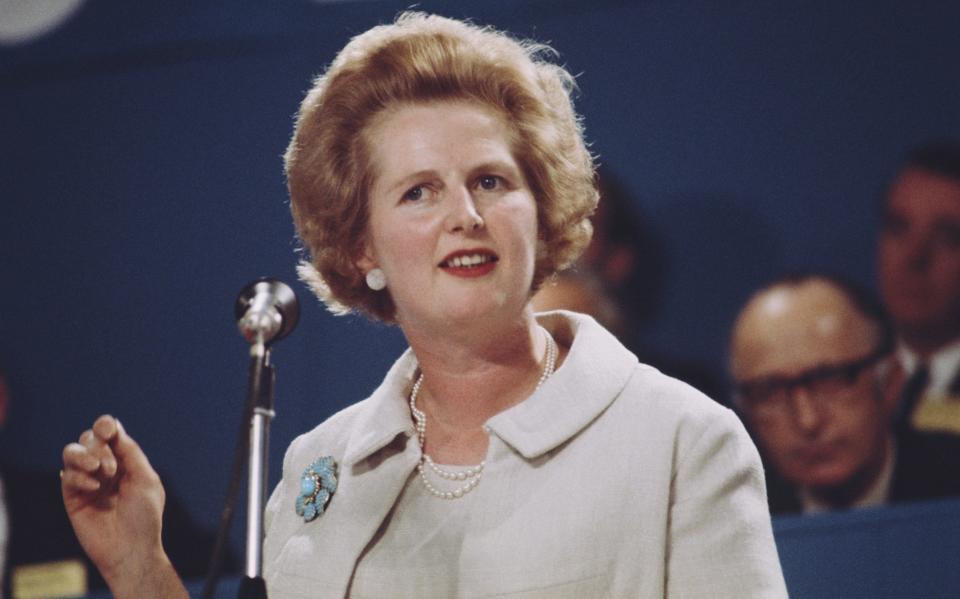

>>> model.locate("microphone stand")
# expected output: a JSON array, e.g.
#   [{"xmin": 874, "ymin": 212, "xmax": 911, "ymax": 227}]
[
  {"xmin": 204, "ymin": 278, "xmax": 297, "ymax": 599},
  {"xmin": 238, "ymin": 337, "xmax": 275, "ymax": 599}
]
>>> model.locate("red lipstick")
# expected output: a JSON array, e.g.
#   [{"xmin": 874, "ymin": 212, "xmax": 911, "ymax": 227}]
[{"xmin": 439, "ymin": 249, "xmax": 499, "ymax": 278}]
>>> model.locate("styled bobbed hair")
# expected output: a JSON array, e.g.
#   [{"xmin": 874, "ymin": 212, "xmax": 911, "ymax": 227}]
[{"xmin": 285, "ymin": 12, "xmax": 598, "ymax": 322}]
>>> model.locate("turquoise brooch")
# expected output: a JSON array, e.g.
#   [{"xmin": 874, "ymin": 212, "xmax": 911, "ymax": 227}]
[{"xmin": 295, "ymin": 456, "xmax": 338, "ymax": 522}]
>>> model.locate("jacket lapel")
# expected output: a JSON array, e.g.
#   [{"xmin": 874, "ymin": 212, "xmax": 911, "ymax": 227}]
[{"xmin": 269, "ymin": 352, "xmax": 421, "ymax": 597}]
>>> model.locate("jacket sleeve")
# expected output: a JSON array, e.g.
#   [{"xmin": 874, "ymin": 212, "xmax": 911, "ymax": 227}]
[{"xmin": 666, "ymin": 407, "xmax": 789, "ymax": 598}]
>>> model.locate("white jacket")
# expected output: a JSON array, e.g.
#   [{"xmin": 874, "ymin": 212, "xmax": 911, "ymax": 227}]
[{"xmin": 263, "ymin": 311, "xmax": 788, "ymax": 598}]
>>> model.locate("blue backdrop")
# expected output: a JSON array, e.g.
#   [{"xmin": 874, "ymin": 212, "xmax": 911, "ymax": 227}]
[{"xmin": 2, "ymin": 0, "xmax": 959, "ymax": 559}]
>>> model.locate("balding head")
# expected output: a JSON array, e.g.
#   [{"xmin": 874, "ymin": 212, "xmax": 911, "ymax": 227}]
[
  {"xmin": 731, "ymin": 277, "xmax": 885, "ymax": 383},
  {"xmin": 729, "ymin": 275, "xmax": 896, "ymax": 507}
]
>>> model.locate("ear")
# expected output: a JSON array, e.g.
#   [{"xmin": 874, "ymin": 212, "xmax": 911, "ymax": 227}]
[{"xmin": 354, "ymin": 238, "xmax": 377, "ymax": 274}]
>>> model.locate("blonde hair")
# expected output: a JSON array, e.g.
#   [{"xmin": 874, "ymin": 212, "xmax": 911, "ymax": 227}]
[{"xmin": 285, "ymin": 12, "xmax": 598, "ymax": 322}]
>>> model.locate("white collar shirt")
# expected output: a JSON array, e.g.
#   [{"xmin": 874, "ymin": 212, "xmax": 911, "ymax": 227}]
[{"xmin": 897, "ymin": 338, "xmax": 960, "ymax": 398}]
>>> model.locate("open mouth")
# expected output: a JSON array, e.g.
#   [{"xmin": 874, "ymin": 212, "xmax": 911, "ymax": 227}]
[{"xmin": 440, "ymin": 253, "xmax": 499, "ymax": 268}]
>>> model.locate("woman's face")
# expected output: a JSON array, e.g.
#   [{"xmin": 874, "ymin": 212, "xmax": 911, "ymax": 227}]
[{"xmin": 358, "ymin": 100, "xmax": 539, "ymax": 331}]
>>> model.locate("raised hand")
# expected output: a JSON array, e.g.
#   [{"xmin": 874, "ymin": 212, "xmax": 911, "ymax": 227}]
[{"xmin": 61, "ymin": 415, "xmax": 188, "ymax": 599}]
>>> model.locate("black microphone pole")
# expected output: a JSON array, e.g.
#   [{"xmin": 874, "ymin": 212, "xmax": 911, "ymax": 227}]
[{"xmin": 203, "ymin": 278, "xmax": 298, "ymax": 599}]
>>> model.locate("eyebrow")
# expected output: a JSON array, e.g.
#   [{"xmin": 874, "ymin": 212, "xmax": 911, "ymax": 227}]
[
  {"xmin": 379, "ymin": 158, "xmax": 524, "ymax": 196},
  {"xmin": 378, "ymin": 170, "xmax": 439, "ymax": 197},
  {"xmin": 469, "ymin": 160, "xmax": 523, "ymax": 177}
]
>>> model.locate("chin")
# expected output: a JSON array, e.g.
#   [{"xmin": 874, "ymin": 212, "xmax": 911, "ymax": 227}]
[
  {"xmin": 793, "ymin": 463, "xmax": 856, "ymax": 489},
  {"xmin": 450, "ymin": 290, "xmax": 521, "ymax": 318},
  {"xmin": 437, "ymin": 301, "xmax": 507, "ymax": 327},
  {"xmin": 895, "ymin": 311, "xmax": 947, "ymax": 338}
]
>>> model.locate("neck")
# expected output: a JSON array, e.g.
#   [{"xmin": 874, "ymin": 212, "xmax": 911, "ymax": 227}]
[
  {"xmin": 900, "ymin": 326, "xmax": 960, "ymax": 359},
  {"xmin": 401, "ymin": 307, "xmax": 547, "ymax": 462}
]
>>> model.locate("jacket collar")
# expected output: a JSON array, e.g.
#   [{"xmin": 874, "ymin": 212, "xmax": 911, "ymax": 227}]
[
  {"xmin": 342, "ymin": 350, "xmax": 419, "ymax": 466},
  {"xmin": 486, "ymin": 312, "xmax": 638, "ymax": 459},
  {"xmin": 342, "ymin": 311, "xmax": 638, "ymax": 466}
]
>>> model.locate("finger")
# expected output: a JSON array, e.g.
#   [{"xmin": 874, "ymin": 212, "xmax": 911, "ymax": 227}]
[
  {"xmin": 78, "ymin": 429, "xmax": 95, "ymax": 446},
  {"xmin": 79, "ymin": 425, "xmax": 119, "ymax": 478},
  {"xmin": 111, "ymin": 419, "xmax": 160, "ymax": 485},
  {"xmin": 92, "ymin": 414, "xmax": 119, "ymax": 443},
  {"xmin": 61, "ymin": 465, "xmax": 101, "ymax": 493},
  {"xmin": 63, "ymin": 442, "xmax": 101, "ymax": 474},
  {"xmin": 92, "ymin": 416, "xmax": 122, "ymax": 476}
]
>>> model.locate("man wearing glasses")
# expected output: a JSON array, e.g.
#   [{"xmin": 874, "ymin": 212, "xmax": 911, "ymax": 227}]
[{"xmin": 729, "ymin": 274, "xmax": 960, "ymax": 514}]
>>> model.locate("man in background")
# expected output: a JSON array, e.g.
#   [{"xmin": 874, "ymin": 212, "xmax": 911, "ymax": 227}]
[
  {"xmin": 532, "ymin": 167, "xmax": 722, "ymax": 399},
  {"xmin": 729, "ymin": 274, "xmax": 960, "ymax": 514},
  {"xmin": 878, "ymin": 140, "xmax": 960, "ymax": 434}
]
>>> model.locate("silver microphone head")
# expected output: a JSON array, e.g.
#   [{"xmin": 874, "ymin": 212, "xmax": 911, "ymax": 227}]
[{"xmin": 235, "ymin": 278, "xmax": 299, "ymax": 345}]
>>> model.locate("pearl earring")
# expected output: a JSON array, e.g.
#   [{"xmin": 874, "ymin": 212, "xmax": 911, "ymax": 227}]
[{"xmin": 365, "ymin": 268, "xmax": 386, "ymax": 291}]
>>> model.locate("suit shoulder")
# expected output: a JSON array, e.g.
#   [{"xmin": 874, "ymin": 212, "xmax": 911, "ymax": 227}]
[
  {"xmin": 623, "ymin": 363, "xmax": 736, "ymax": 426},
  {"xmin": 282, "ymin": 398, "xmax": 371, "ymax": 464}
]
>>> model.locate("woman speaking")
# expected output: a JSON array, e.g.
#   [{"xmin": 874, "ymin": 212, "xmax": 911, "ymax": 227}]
[{"xmin": 60, "ymin": 12, "xmax": 786, "ymax": 598}]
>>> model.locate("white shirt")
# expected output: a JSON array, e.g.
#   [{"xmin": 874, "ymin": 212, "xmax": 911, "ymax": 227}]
[{"xmin": 897, "ymin": 337, "xmax": 960, "ymax": 400}]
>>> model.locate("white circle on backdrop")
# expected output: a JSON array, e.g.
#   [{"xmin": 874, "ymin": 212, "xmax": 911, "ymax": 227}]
[{"xmin": 0, "ymin": 0, "xmax": 86, "ymax": 45}]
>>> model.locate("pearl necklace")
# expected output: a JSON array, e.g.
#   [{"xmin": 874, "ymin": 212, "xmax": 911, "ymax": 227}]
[{"xmin": 409, "ymin": 327, "xmax": 558, "ymax": 500}]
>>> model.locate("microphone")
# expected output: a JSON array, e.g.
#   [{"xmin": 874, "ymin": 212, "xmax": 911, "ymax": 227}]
[{"xmin": 234, "ymin": 278, "xmax": 300, "ymax": 345}]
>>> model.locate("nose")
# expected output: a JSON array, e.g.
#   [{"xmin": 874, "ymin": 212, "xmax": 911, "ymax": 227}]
[
  {"xmin": 445, "ymin": 186, "xmax": 484, "ymax": 233},
  {"xmin": 790, "ymin": 388, "xmax": 825, "ymax": 435}
]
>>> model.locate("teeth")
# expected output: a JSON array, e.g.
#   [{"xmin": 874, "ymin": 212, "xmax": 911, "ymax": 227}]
[{"xmin": 446, "ymin": 254, "xmax": 492, "ymax": 268}]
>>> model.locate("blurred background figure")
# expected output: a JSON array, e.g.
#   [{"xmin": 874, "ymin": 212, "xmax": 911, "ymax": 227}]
[
  {"xmin": 532, "ymin": 167, "xmax": 722, "ymax": 399},
  {"xmin": 579, "ymin": 168, "xmax": 665, "ymax": 337},
  {"xmin": 0, "ymin": 362, "xmax": 230, "ymax": 598},
  {"xmin": 533, "ymin": 167, "xmax": 660, "ymax": 345},
  {"xmin": 531, "ymin": 268, "xmax": 624, "ymax": 337},
  {"xmin": 729, "ymin": 274, "xmax": 960, "ymax": 515},
  {"xmin": 879, "ymin": 140, "xmax": 960, "ymax": 436}
]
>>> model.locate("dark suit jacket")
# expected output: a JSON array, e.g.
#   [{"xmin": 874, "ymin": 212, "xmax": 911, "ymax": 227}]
[
  {"xmin": 765, "ymin": 430, "xmax": 960, "ymax": 516},
  {"xmin": 1, "ymin": 463, "xmax": 234, "ymax": 595}
]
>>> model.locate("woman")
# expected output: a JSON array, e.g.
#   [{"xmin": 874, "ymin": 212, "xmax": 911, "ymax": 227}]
[{"xmin": 61, "ymin": 12, "xmax": 787, "ymax": 598}]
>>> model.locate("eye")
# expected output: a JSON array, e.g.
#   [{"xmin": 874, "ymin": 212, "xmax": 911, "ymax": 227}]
[
  {"xmin": 477, "ymin": 175, "xmax": 502, "ymax": 191},
  {"xmin": 810, "ymin": 371, "xmax": 855, "ymax": 395},
  {"xmin": 402, "ymin": 185, "xmax": 425, "ymax": 202}
]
